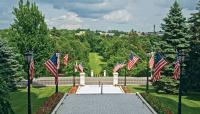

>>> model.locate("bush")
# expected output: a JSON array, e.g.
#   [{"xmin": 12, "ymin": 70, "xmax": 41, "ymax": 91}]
[
  {"xmin": 141, "ymin": 93, "xmax": 173, "ymax": 114},
  {"xmin": 152, "ymin": 77, "xmax": 179, "ymax": 94}
]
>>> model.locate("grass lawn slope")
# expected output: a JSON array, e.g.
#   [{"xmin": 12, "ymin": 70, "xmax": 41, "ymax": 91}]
[
  {"xmin": 88, "ymin": 53, "xmax": 106, "ymax": 75},
  {"xmin": 10, "ymin": 86, "xmax": 71, "ymax": 114},
  {"xmin": 128, "ymin": 85, "xmax": 200, "ymax": 114}
]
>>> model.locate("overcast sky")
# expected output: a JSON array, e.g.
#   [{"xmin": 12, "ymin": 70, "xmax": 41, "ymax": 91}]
[{"xmin": 0, "ymin": 0, "xmax": 198, "ymax": 32}]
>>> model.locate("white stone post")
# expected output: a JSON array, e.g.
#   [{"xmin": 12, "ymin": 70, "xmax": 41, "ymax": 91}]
[
  {"xmin": 80, "ymin": 72, "xmax": 85, "ymax": 85},
  {"xmin": 113, "ymin": 72, "xmax": 118, "ymax": 85},
  {"xmin": 91, "ymin": 70, "xmax": 94, "ymax": 77},
  {"xmin": 104, "ymin": 70, "xmax": 106, "ymax": 77}
]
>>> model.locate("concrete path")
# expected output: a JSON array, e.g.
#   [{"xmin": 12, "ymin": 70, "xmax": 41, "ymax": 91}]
[
  {"xmin": 76, "ymin": 85, "xmax": 124, "ymax": 94},
  {"xmin": 54, "ymin": 94, "xmax": 153, "ymax": 114}
]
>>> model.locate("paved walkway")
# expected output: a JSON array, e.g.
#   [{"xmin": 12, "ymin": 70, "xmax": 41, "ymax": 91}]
[
  {"xmin": 55, "ymin": 94, "xmax": 153, "ymax": 114},
  {"xmin": 76, "ymin": 85, "xmax": 124, "ymax": 94}
]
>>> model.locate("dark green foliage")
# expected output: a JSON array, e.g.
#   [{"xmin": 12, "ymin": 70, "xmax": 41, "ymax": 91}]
[
  {"xmin": 0, "ymin": 39, "xmax": 18, "ymax": 114},
  {"xmin": 160, "ymin": 1, "xmax": 189, "ymax": 76},
  {"xmin": 152, "ymin": 1, "xmax": 189, "ymax": 93},
  {"xmin": 142, "ymin": 93, "xmax": 172, "ymax": 114},
  {"xmin": 0, "ymin": 78, "xmax": 14, "ymax": 114},
  {"xmin": 10, "ymin": 0, "xmax": 54, "ymax": 77},
  {"xmin": 0, "ymin": 39, "xmax": 22, "ymax": 91},
  {"xmin": 186, "ymin": 1, "xmax": 200, "ymax": 91},
  {"xmin": 152, "ymin": 77, "xmax": 179, "ymax": 94}
]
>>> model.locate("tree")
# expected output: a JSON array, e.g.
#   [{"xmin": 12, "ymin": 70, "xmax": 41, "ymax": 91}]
[
  {"xmin": 0, "ymin": 39, "xmax": 19, "ymax": 114},
  {"xmin": 10, "ymin": 0, "xmax": 54, "ymax": 77},
  {"xmin": 186, "ymin": 1, "xmax": 200, "ymax": 91},
  {"xmin": 161, "ymin": 1, "xmax": 189, "ymax": 76}
]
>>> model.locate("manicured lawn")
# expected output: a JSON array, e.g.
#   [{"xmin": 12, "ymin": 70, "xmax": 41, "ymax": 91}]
[
  {"xmin": 88, "ymin": 53, "xmax": 106, "ymax": 75},
  {"xmin": 10, "ymin": 86, "xmax": 71, "ymax": 114},
  {"xmin": 127, "ymin": 85, "xmax": 200, "ymax": 114}
]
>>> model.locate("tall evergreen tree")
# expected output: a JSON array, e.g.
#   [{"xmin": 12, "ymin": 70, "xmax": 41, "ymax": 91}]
[
  {"xmin": 0, "ymin": 38, "xmax": 20, "ymax": 114},
  {"xmin": 187, "ymin": 1, "xmax": 200, "ymax": 91},
  {"xmin": 10, "ymin": 0, "xmax": 54, "ymax": 77},
  {"xmin": 161, "ymin": 1, "xmax": 189, "ymax": 76}
]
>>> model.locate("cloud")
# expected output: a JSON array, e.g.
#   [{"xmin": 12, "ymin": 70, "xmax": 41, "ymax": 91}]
[
  {"xmin": 46, "ymin": 12, "xmax": 83, "ymax": 29},
  {"xmin": 103, "ymin": 10, "xmax": 132, "ymax": 23},
  {"xmin": 0, "ymin": 0, "xmax": 198, "ymax": 32}
]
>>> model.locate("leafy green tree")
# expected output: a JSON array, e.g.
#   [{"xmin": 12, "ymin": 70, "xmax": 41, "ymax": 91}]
[
  {"xmin": 0, "ymin": 39, "xmax": 20, "ymax": 114},
  {"xmin": 161, "ymin": 1, "xmax": 189, "ymax": 76},
  {"xmin": 10, "ymin": 0, "xmax": 54, "ymax": 77},
  {"xmin": 186, "ymin": 1, "xmax": 200, "ymax": 91}
]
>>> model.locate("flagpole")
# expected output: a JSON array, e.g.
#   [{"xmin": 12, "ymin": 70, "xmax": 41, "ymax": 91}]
[
  {"xmin": 56, "ymin": 53, "xmax": 60, "ymax": 93},
  {"xmin": 56, "ymin": 71, "xmax": 58, "ymax": 93},
  {"xmin": 124, "ymin": 67, "xmax": 127, "ymax": 86},
  {"xmin": 146, "ymin": 61, "xmax": 149, "ymax": 93},
  {"xmin": 72, "ymin": 49, "xmax": 76, "ymax": 87}
]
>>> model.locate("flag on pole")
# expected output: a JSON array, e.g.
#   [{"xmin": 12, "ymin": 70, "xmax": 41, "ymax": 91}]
[
  {"xmin": 173, "ymin": 55, "xmax": 180, "ymax": 80},
  {"xmin": 151, "ymin": 52, "xmax": 168, "ymax": 81},
  {"xmin": 149, "ymin": 52, "xmax": 154, "ymax": 69},
  {"xmin": 127, "ymin": 52, "xmax": 139, "ymax": 70},
  {"xmin": 56, "ymin": 53, "xmax": 60, "ymax": 69},
  {"xmin": 29, "ymin": 58, "xmax": 34, "ymax": 81},
  {"xmin": 44, "ymin": 53, "xmax": 58, "ymax": 84},
  {"xmin": 78, "ymin": 63, "xmax": 84, "ymax": 72},
  {"xmin": 113, "ymin": 63, "xmax": 126, "ymax": 73},
  {"xmin": 64, "ymin": 54, "xmax": 68, "ymax": 66}
]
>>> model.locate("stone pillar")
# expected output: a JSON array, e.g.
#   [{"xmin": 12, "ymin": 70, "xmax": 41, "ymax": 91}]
[
  {"xmin": 80, "ymin": 72, "xmax": 85, "ymax": 85},
  {"xmin": 91, "ymin": 70, "xmax": 94, "ymax": 77},
  {"xmin": 104, "ymin": 70, "xmax": 106, "ymax": 77},
  {"xmin": 113, "ymin": 72, "xmax": 118, "ymax": 85}
]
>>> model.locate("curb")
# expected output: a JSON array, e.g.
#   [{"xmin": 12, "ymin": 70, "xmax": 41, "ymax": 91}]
[
  {"xmin": 51, "ymin": 93, "xmax": 68, "ymax": 114},
  {"xmin": 136, "ymin": 92, "xmax": 157, "ymax": 114}
]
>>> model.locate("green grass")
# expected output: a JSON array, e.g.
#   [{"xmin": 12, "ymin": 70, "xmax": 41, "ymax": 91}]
[
  {"xmin": 88, "ymin": 53, "xmax": 106, "ymax": 75},
  {"xmin": 10, "ymin": 86, "xmax": 71, "ymax": 114},
  {"xmin": 127, "ymin": 85, "xmax": 200, "ymax": 114}
]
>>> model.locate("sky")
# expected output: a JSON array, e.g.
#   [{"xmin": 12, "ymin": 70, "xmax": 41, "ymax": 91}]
[{"xmin": 0, "ymin": 0, "xmax": 198, "ymax": 32}]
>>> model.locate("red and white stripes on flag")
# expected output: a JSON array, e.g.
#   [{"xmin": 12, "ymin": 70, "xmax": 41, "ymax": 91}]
[
  {"xmin": 113, "ymin": 63, "xmax": 126, "ymax": 73},
  {"xmin": 149, "ymin": 53, "xmax": 154, "ymax": 69},
  {"xmin": 44, "ymin": 54, "xmax": 58, "ymax": 84},
  {"xmin": 29, "ymin": 58, "xmax": 34, "ymax": 80},
  {"xmin": 64, "ymin": 54, "xmax": 68, "ymax": 66},
  {"xmin": 127, "ymin": 53, "xmax": 139, "ymax": 71},
  {"xmin": 152, "ymin": 57, "xmax": 168, "ymax": 81},
  {"xmin": 173, "ymin": 59, "xmax": 180, "ymax": 80}
]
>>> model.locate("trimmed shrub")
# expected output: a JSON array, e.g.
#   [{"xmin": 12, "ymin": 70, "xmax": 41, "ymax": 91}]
[{"xmin": 141, "ymin": 93, "xmax": 173, "ymax": 114}]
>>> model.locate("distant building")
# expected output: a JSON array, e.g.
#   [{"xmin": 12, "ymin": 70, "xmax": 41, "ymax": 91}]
[
  {"xmin": 75, "ymin": 31, "xmax": 86, "ymax": 36},
  {"xmin": 99, "ymin": 32, "xmax": 114, "ymax": 37}
]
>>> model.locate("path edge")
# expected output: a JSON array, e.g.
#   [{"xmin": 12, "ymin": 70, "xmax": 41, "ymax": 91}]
[
  {"xmin": 51, "ymin": 93, "xmax": 68, "ymax": 114},
  {"xmin": 136, "ymin": 92, "xmax": 158, "ymax": 114}
]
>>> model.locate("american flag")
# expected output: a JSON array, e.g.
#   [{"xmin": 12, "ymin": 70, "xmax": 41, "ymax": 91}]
[
  {"xmin": 127, "ymin": 52, "xmax": 139, "ymax": 70},
  {"xmin": 113, "ymin": 63, "xmax": 126, "ymax": 73},
  {"xmin": 78, "ymin": 63, "xmax": 84, "ymax": 72},
  {"xmin": 151, "ymin": 52, "xmax": 168, "ymax": 81},
  {"xmin": 173, "ymin": 56, "xmax": 180, "ymax": 80},
  {"xmin": 64, "ymin": 54, "xmax": 68, "ymax": 66},
  {"xmin": 45, "ymin": 53, "xmax": 58, "ymax": 84},
  {"xmin": 149, "ymin": 53, "xmax": 154, "ymax": 69},
  {"xmin": 29, "ymin": 58, "xmax": 34, "ymax": 80}
]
